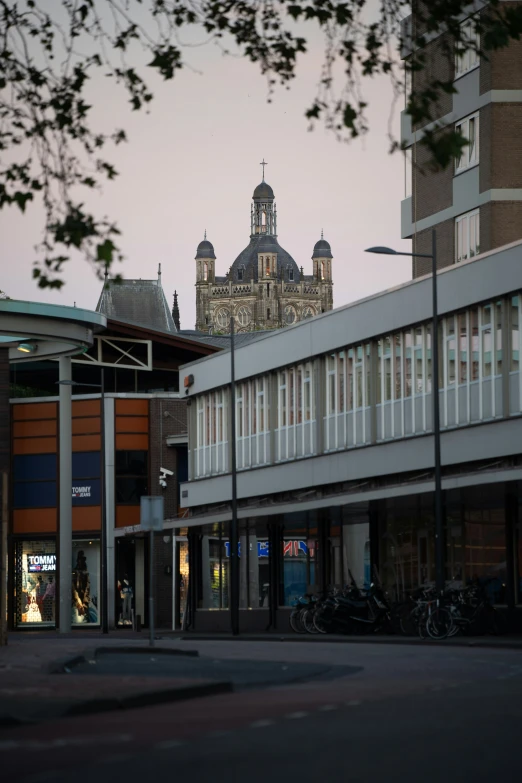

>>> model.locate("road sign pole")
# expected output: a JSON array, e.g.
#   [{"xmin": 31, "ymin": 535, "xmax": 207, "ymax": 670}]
[
  {"xmin": 140, "ymin": 496, "xmax": 164, "ymax": 649},
  {"xmin": 149, "ymin": 528, "xmax": 154, "ymax": 648}
]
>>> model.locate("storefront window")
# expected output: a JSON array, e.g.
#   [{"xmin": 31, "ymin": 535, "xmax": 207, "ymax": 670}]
[
  {"xmin": 72, "ymin": 540, "xmax": 100, "ymax": 625},
  {"xmin": 15, "ymin": 540, "xmax": 56, "ymax": 626},
  {"xmin": 341, "ymin": 502, "xmax": 370, "ymax": 589},
  {"xmin": 281, "ymin": 512, "xmax": 318, "ymax": 605},
  {"xmin": 199, "ymin": 524, "xmax": 229, "ymax": 609}
]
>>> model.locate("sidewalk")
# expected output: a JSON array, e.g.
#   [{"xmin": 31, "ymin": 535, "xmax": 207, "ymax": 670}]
[{"xmin": 0, "ymin": 634, "xmax": 231, "ymax": 727}]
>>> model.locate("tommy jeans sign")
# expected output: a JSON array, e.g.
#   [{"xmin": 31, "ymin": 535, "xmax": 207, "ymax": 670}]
[
  {"xmin": 28, "ymin": 554, "xmax": 56, "ymax": 573},
  {"xmin": 72, "ymin": 485, "xmax": 91, "ymax": 499},
  {"xmin": 71, "ymin": 480, "xmax": 101, "ymax": 506}
]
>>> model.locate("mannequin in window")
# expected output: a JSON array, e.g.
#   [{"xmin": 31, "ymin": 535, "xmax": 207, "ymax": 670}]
[
  {"xmin": 72, "ymin": 550, "xmax": 92, "ymax": 624},
  {"xmin": 119, "ymin": 574, "xmax": 133, "ymax": 626}
]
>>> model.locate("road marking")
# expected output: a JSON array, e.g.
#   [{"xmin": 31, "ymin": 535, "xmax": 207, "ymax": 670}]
[
  {"xmin": 318, "ymin": 704, "xmax": 338, "ymax": 711},
  {"xmin": 155, "ymin": 740, "xmax": 186, "ymax": 749},
  {"xmin": 250, "ymin": 719, "xmax": 275, "ymax": 728},
  {"xmin": 0, "ymin": 735, "xmax": 132, "ymax": 753},
  {"xmin": 286, "ymin": 711, "xmax": 309, "ymax": 719},
  {"xmin": 346, "ymin": 700, "xmax": 361, "ymax": 707}
]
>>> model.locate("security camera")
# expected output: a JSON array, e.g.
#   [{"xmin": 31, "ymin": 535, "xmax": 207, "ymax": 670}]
[
  {"xmin": 159, "ymin": 478, "xmax": 167, "ymax": 488},
  {"xmin": 159, "ymin": 467, "xmax": 174, "ymax": 478}
]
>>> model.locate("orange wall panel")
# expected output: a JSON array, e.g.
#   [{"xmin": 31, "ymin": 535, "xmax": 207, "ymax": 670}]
[
  {"xmin": 13, "ymin": 420, "xmax": 57, "ymax": 438},
  {"xmin": 115, "ymin": 399, "xmax": 149, "ymax": 416},
  {"xmin": 72, "ymin": 434, "xmax": 101, "ymax": 452},
  {"xmin": 115, "ymin": 417, "xmax": 148, "ymax": 434},
  {"xmin": 116, "ymin": 505, "xmax": 141, "ymax": 528},
  {"xmin": 13, "ymin": 508, "xmax": 57, "ymax": 534},
  {"xmin": 72, "ymin": 506, "xmax": 101, "ymax": 531},
  {"xmin": 13, "ymin": 437, "xmax": 57, "ymax": 455},
  {"xmin": 115, "ymin": 433, "xmax": 149, "ymax": 450},
  {"xmin": 13, "ymin": 402, "xmax": 57, "ymax": 421},
  {"xmin": 72, "ymin": 400, "xmax": 101, "ymax": 417},
  {"xmin": 72, "ymin": 417, "xmax": 100, "ymax": 435}
]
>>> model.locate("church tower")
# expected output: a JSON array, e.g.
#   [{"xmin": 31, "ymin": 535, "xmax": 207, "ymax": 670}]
[
  {"xmin": 195, "ymin": 232, "xmax": 216, "ymax": 331},
  {"xmin": 192, "ymin": 163, "xmax": 334, "ymax": 333}
]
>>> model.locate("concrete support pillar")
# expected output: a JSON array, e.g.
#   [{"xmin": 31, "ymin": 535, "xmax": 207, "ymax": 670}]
[
  {"xmin": 104, "ymin": 396, "xmax": 115, "ymax": 628},
  {"xmin": 58, "ymin": 356, "xmax": 72, "ymax": 633},
  {"xmin": 201, "ymin": 534, "xmax": 211, "ymax": 607}
]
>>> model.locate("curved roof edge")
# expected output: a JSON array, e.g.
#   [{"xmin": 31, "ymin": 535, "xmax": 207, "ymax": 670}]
[{"xmin": 0, "ymin": 300, "xmax": 107, "ymax": 332}]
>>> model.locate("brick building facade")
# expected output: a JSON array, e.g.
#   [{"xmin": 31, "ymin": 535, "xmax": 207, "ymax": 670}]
[{"xmin": 402, "ymin": 3, "xmax": 522, "ymax": 277}]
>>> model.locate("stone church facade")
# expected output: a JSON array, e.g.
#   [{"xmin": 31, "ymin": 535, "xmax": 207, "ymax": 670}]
[{"xmin": 195, "ymin": 175, "xmax": 334, "ymax": 333}]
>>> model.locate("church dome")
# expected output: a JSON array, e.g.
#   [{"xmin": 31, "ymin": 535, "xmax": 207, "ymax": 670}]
[
  {"xmin": 253, "ymin": 181, "xmax": 275, "ymax": 200},
  {"xmin": 256, "ymin": 235, "xmax": 279, "ymax": 254},
  {"xmin": 195, "ymin": 238, "xmax": 216, "ymax": 259},
  {"xmin": 229, "ymin": 235, "xmax": 299, "ymax": 283},
  {"xmin": 312, "ymin": 237, "xmax": 333, "ymax": 259}
]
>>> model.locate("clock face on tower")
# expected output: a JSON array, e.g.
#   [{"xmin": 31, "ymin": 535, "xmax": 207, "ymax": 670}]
[
  {"xmin": 284, "ymin": 305, "xmax": 296, "ymax": 325},
  {"xmin": 215, "ymin": 307, "xmax": 231, "ymax": 329}
]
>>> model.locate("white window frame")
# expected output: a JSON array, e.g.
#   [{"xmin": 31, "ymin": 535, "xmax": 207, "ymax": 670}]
[
  {"xmin": 455, "ymin": 17, "xmax": 480, "ymax": 79},
  {"xmin": 455, "ymin": 209, "xmax": 480, "ymax": 264},
  {"xmin": 455, "ymin": 112, "xmax": 479, "ymax": 173}
]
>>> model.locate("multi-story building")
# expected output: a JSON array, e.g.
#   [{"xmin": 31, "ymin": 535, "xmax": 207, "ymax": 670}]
[
  {"xmin": 3, "ymin": 282, "xmax": 219, "ymax": 632},
  {"xmin": 180, "ymin": 238, "xmax": 522, "ymax": 633},
  {"xmin": 402, "ymin": 5, "xmax": 522, "ymax": 277},
  {"xmin": 195, "ymin": 171, "xmax": 334, "ymax": 333}
]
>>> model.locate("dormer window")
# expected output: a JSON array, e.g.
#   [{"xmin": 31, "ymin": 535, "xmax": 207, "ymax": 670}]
[
  {"xmin": 238, "ymin": 266, "xmax": 244, "ymax": 281},
  {"xmin": 288, "ymin": 267, "xmax": 294, "ymax": 282}
]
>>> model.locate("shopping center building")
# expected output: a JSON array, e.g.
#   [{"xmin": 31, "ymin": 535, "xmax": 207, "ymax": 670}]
[
  {"xmin": 4, "ymin": 293, "xmax": 218, "ymax": 631},
  {"xmin": 180, "ymin": 240, "xmax": 522, "ymax": 631}
]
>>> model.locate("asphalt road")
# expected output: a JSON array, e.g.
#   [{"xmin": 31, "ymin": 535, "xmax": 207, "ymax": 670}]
[{"xmin": 2, "ymin": 641, "xmax": 522, "ymax": 783}]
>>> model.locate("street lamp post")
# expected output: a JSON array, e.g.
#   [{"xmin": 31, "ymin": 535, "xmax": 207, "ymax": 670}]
[
  {"xmin": 366, "ymin": 229, "xmax": 445, "ymax": 594},
  {"xmin": 57, "ymin": 370, "xmax": 108, "ymax": 632},
  {"xmin": 229, "ymin": 316, "xmax": 239, "ymax": 635}
]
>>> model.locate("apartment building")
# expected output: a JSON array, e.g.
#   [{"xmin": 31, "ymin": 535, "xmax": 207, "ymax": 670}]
[{"xmin": 402, "ymin": 5, "xmax": 522, "ymax": 277}]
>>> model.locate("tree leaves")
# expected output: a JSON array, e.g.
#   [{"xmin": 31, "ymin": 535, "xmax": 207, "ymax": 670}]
[{"xmin": 0, "ymin": 0, "xmax": 520, "ymax": 289}]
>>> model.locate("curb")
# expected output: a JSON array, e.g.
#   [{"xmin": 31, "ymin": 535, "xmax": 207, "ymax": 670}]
[
  {"xmin": 49, "ymin": 645, "xmax": 199, "ymax": 674},
  {"xmin": 166, "ymin": 633, "xmax": 522, "ymax": 650},
  {"xmin": 64, "ymin": 680, "xmax": 233, "ymax": 717},
  {"xmin": 0, "ymin": 681, "xmax": 233, "ymax": 727}
]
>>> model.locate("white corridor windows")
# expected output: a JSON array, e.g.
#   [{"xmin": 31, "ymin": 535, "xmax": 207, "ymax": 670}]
[
  {"xmin": 456, "ymin": 209, "xmax": 480, "ymax": 263},
  {"xmin": 235, "ymin": 376, "xmax": 270, "ymax": 469},
  {"xmin": 455, "ymin": 113, "xmax": 479, "ymax": 172},
  {"xmin": 195, "ymin": 388, "xmax": 228, "ymax": 478},
  {"xmin": 277, "ymin": 362, "xmax": 314, "ymax": 461}
]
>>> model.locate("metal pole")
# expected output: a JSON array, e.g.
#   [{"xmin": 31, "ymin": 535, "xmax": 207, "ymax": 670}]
[
  {"xmin": 149, "ymin": 529, "xmax": 155, "ymax": 647},
  {"xmin": 431, "ymin": 229, "xmax": 444, "ymax": 594},
  {"xmin": 58, "ymin": 357, "xmax": 72, "ymax": 633},
  {"xmin": 229, "ymin": 316, "xmax": 239, "ymax": 635},
  {"xmin": 100, "ymin": 368, "xmax": 108, "ymax": 633}
]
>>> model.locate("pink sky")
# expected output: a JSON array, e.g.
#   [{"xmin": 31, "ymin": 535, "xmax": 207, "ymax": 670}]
[{"xmin": 1, "ymin": 21, "xmax": 412, "ymax": 329}]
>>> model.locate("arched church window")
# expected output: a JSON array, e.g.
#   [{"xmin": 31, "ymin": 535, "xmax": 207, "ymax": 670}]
[
  {"xmin": 215, "ymin": 308, "xmax": 231, "ymax": 330},
  {"xmin": 302, "ymin": 306, "xmax": 315, "ymax": 319},
  {"xmin": 284, "ymin": 305, "xmax": 296, "ymax": 325},
  {"xmin": 265, "ymin": 257, "xmax": 270, "ymax": 276},
  {"xmin": 203, "ymin": 261, "xmax": 209, "ymax": 281},
  {"xmin": 236, "ymin": 306, "xmax": 251, "ymax": 327},
  {"xmin": 321, "ymin": 261, "xmax": 326, "ymax": 280}
]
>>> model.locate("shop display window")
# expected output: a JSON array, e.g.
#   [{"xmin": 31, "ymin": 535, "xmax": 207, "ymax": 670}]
[
  {"xmin": 72, "ymin": 540, "xmax": 100, "ymax": 625},
  {"xmin": 15, "ymin": 540, "xmax": 56, "ymax": 626}
]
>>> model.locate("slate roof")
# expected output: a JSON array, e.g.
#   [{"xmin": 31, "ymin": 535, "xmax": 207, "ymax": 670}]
[
  {"xmin": 229, "ymin": 234, "xmax": 301, "ymax": 283},
  {"xmin": 179, "ymin": 329, "xmax": 275, "ymax": 350},
  {"xmin": 96, "ymin": 278, "xmax": 177, "ymax": 333}
]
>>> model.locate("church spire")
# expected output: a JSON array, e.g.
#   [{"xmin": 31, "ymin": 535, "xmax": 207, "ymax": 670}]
[{"xmin": 172, "ymin": 290, "xmax": 180, "ymax": 330}]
